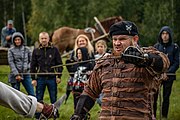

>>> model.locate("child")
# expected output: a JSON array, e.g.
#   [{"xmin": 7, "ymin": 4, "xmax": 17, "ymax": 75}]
[
  {"xmin": 95, "ymin": 40, "xmax": 110, "ymax": 106},
  {"xmin": 94, "ymin": 40, "xmax": 110, "ymax": 60}
]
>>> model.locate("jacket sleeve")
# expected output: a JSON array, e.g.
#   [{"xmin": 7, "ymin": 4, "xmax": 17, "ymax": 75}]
[
  {"xmin": 26, "ymin": 47, "xmax": 32, "ymax": 71},
  {"xmin": 66, "ymin": 59, "xmax": 77, "ymax": 77},
  {"xmin": 8, "ymin": 49, "xmax": 19, "ymax": 76},
  {"xmin": 28, "ymin": 47, "xmax": 32, "ymax": 64},
  {"xmin": 168, "ymin": 44, "xmax": 179, "ymax": 73},
  {"xmin": 83, "ymin": 61, "xmax": 106, "ymax": 99},
  {"xmin": 30, "ymin": 49, "xmax": 38, "ymax": 80},
  {"xmin": 144, "ymin": 47, "xmax": 170, "ymax": 75},
  {"xmin": 54, "ymin": 47, "xmax": 63, "ymax": 78},
  {"xmin": 1, "ymin": 28, "xmax": 7, "ymax": 46}
]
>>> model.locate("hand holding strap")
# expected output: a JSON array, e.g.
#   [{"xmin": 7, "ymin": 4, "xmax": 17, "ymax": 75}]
[
  {"xmin": 122, "ymin": 46, "xmax": 163, "ymax": 72},
  {"xmin": 122, "ymin": 46, "xmax": 147, "ymax": 66}
]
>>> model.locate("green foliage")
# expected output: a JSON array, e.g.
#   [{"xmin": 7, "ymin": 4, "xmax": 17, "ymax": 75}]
[
  {"xmin": 140, "ymin": 0, "xmax": 174, "ymax": 46},
  {"xmin": 1, "ymin": 0, "xmax": 180, "ymax": 46}
]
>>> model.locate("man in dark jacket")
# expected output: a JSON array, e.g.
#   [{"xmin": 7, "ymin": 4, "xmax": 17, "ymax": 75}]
[
  {"xmin": 31, "ymin": 32, "xmax": 63, "ymax": 119},
  {"xmin": 153, "ymin": 26, "xmax": 179, "ymax": 119}
]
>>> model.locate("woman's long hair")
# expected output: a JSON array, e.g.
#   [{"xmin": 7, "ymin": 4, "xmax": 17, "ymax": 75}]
[{"xmin": 74, "ymin": 34, "xmax": 94, "ymax": 58}]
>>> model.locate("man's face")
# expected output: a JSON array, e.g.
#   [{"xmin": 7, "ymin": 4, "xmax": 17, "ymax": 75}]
[
  {"xmin": 7, "ymin": 24, "xmax": 13, "ymax": 29},
  {"xmin": 161, "ymin": 31, "xmax": 170, "ymax": 43},
  {"xmin": 112, "ymin": 35, "xmax": 134, "ymax": 55},
  {"xmin": 39, "ymin": 33, "xmax": 49, "ymax": 47}
]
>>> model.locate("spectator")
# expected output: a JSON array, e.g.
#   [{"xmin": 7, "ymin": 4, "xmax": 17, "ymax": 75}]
[
  {"xmin": 1, "ymin": 20, "xmax": 16, "ymax": 47},
  {"xmin": 65, "ymin": 34, "xmax": 95, "ymax": 103},
  {"xmin": 31, "ymin": 32, "xmax": 63, "ymax": 119},
  {"xmin": 8, "ymin": 32, "xmax": 34, "ymax": 96},
  {"xmin": 71, "ymin": 34, "xmax": 94, "ymax": 61},
  {"xmin": 94, "ymin": 40, "xmax": 110, "ymax": 106},
  {"xmin": 94, "ymin": 39, "xmax": 110, "ymax": 60},
  {"xmin": 66, "ymin": 47, "xmax": 94, "ymax": 110},
  {"xmin": 153, "ymin": 26, "xmax": 179, "ymax": 119}
]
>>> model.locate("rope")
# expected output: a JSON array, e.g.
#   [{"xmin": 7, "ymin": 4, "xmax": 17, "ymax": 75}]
[
  {"xmin": 0, "ymin": 72, "xmax": 90, "ymax": 75},
  {"xmin": 51, "ymin": 56, "xmax": 122, "ymax": 69}
]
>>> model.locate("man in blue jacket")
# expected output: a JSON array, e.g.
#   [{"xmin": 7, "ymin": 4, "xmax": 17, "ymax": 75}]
[
  {"xmin": 154, "ymin": 26, "xmax": 179, "ymax": 119},
  {"xmin": 1, "ymin": 20, "xmax": 16, "ymax": 47}
]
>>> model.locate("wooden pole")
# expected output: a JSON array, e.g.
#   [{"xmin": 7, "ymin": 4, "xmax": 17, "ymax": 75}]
[
  {"xmin": 94, "ymin": 16, "xmax": 107, "ymax": 35},
  {"xmin": 21, "ymin": 0, "xmax": 27, "ymax": 45}
]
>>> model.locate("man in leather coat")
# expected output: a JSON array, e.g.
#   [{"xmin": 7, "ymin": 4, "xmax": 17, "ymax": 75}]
[{"xmin": 70, "ymin": 21, "xmax": 170, "ymax": 120}]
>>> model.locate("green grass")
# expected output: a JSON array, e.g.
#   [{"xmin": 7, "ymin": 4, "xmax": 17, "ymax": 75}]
[
  {"xmin": 0, "ymin": 60, "xmax": 100, "ymax": 120},
  {"xmin": 0, "ymin": 64, "xmax": 180, "ymax": 120}
]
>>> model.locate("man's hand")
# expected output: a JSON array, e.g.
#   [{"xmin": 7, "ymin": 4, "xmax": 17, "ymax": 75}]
[
  {"xmin": 56, "ymin": 78, "xmax": 61, "ymax": 84},
  {"xmin": 122, "ymin": 46, "xmax": 144, "ymax": 65},
  {"xmin": 15, "ymin": 75, "xmax": 22, "ymax": 82},
  {"xmin": 6, "ymin": 35, "xmax": 11, "ymax": 41},
  {"xmin": 122, "ymin": 46, "xmax": 158, "ymax": 67},
  {"xmin": 32, "ymin": 80, "xmax": 37, "ymax": 86}
]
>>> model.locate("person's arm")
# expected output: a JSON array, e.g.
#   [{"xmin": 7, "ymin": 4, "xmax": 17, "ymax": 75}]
[
  {"xmin": 121, "ymin": 46, "xmax": 170, "ymax": 73},
  {"xmin": 66, "ymin": 59, "xmax": 77, "ymax": 77},
  {"xmin": 8, "ymin": 49, "xmax": 19, "ymax": 76},
  {"xmin": 0, "ymin": 82, "xmax": 37, "ymax": 117},
  {"xmin": 70, "ymin": 50, "xmax": 75, "ymax": 61},
  {"xmin": 1, "ymin": 28, "xmax": 6, "ymax": 46},
  {"xmin": 1, "ymin": 27, "xmax": 9, "ymax": 42},
  {"xmin": 30, "ymin": 49, "xmax": 38, "ymax": 86},
  {"xmin": 0, "ymin": 81, "xmax": 59, "ymax": 118},
  {"xmin": 28, "ymin": 47, "xmax": 32, "ymax": 65},
  {"xmin": 168, "ymin": 44, "xmax": 179, "ymax": 73},
  {"xmin": 54, "ymin": 47, "xmax": 63, "ymax": 83}
]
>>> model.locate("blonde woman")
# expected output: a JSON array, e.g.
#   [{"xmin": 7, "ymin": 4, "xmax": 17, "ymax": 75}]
[{"xmin": 71, "ymin": 34, "xmax": 94, "ymax": 61}]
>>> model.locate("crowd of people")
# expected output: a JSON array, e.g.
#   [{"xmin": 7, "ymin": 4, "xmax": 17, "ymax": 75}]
[{"xmin": 0, "ymin": 19, "xmax": 179, "ymax": 120}]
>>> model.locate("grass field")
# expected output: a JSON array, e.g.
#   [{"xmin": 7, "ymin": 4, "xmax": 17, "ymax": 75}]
[{"xmin": 0, "ymin": 64, "xmax": 180, "ymax": 120}]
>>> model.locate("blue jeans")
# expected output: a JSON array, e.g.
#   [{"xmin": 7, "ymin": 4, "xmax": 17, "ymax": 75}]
[
  {"xmin": 11, "ymin": 75, "xmax": 35, "ymax": 96},
  {"xmin": 35, "ymin": 77, "xmax": 57, "ymax": 119},
  {"xmin": 36, "ymin": 76, "xmax": 57, "ymax": 104}
]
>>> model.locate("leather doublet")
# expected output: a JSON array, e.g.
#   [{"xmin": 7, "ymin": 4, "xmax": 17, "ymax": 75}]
[{"xmin": 98, "ymin": 59, "xmax": 154, "ymax": 120}]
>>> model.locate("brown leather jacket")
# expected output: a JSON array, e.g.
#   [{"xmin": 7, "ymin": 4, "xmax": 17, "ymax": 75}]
[{"xmin": 83, "ymin": 47, "xmax": 169, "ymax": 120}]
